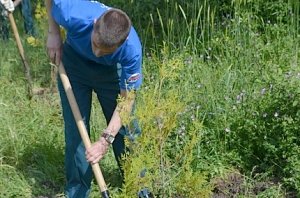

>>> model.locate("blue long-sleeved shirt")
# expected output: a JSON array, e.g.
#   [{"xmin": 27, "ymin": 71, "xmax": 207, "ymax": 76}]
[{"xmin": 51, "ymin": 0, "xmax": 142, "ymax": 90}]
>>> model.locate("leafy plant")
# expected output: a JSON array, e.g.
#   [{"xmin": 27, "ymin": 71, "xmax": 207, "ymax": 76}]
[
  {"xmin": 226, "ymin": 71, "xmax": 300, "ymax": 192},
  {"xmin": 119, "ymin": 48, "xmax": 212, "ymax": 197}
]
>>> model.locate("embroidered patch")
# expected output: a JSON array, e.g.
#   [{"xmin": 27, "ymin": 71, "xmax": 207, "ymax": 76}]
[{"xmin": 127, "ymin": 73, "xmax": 141, "ymax": 83}]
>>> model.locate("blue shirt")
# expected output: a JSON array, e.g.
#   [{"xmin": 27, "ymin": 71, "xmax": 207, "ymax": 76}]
[{"xmin": 51, "ymin": 0, "xmax": 142, "ymax": 90}]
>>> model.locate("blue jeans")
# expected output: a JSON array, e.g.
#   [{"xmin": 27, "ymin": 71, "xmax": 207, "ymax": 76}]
[
  {"xmin": 19, "ymin": 0, "xmax": 36, "ymax": 36},
  {"xmin": 58, "ymin": 43, "xmax": 140, "ymax": 198}
]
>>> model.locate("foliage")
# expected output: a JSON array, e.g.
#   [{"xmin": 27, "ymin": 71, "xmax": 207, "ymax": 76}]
[
  {"xmin": 0, "ymin": 165, "xmax": 32, "ymax": 197},
  {"xmin": 119, "ymin": 48, "xmax": 212, "ymax": 197},
  {"xmin": 102, "ymin": 0, "xmax": 296, "ymax": 52},
  {"xmin": 226, "ymin": 71, "xmax": 300, "ymax": 192},
  {"xmin": 0, "ymin": 75, "xmax": 65, "ymax": 197}
]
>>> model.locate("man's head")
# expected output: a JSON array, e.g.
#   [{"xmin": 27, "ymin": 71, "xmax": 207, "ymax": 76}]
[{"xmin": 91, "ymin": 8, "xmax": 131, "ymax": 57}]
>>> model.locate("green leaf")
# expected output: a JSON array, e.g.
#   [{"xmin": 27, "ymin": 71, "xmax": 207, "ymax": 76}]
[{"xmin": 292, "ymin": 101, "xmax": 298, "ymax": 107}]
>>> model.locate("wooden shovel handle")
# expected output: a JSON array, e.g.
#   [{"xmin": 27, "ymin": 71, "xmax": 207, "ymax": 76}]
[
  {"xmin": 8, "ymin": 13, "xmax": 25, "ymax": 59},
  {"xmin": 58, "ymin": 63, "xmax": 109, "ymax": 198},
  {"xmin": 8, "ymin": 12, "xmax": 33, "ymax": 98}
]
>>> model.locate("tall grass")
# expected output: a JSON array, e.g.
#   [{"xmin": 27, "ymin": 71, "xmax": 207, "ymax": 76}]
[{"xmin": 148, "ymin": 0, "xmax": 216, "ymax": 53}]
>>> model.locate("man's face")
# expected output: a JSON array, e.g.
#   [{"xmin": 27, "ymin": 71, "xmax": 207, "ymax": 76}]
[{"xmin": 91, "ymin": 30, "xmax": 117, "ymax": 57}]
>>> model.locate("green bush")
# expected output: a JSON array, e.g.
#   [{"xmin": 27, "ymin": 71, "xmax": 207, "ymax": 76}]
[
  {"xmin": 119, "ymin": 50, "xmax": 212, "ymax": 197},
  {"xmin": 227, "ymin": 71, "xmax": 300, "ymax": 192}
]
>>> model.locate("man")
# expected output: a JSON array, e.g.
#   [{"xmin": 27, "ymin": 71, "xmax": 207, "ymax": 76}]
[
  {"xmin": 0, "ymin": 0, "xmax": 36, "ymax": 40},
  {"xmin": 45, "ymin": 0, "xmax": 142, "ymax": 197},
  {"xmin": 0, "ymin": 0, "xmax": 14, "ymax": 40},
  {"xmin": 0, "ymin": 4, "xmax": 9, "ymax": 40}
]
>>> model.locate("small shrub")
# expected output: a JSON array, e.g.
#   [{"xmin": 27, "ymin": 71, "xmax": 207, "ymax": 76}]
[{"xmin": 119, "ymin": 49, "xmax": 212, "ymax": 197}]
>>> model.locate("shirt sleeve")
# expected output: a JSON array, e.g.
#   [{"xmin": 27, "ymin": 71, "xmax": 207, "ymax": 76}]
[
  {"xmin": 120, "ymin": 52, "xmax": 143, "ymax": 90},
  {"xmin": 51, "ymin": 0, "xmax": 72, "ymax": 30},
  {"xmin": 120, "ymin": 28, "xmax": 143, "ymax": 90}
]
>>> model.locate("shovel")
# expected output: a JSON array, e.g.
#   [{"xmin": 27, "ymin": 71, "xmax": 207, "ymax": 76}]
[
  {"xmin": 8, "ymin": 12, "xmax": 33, "ymax": 98},
  {"xmin": 58, "ymin": 62, "xmax": 110, "ymax": 198}
]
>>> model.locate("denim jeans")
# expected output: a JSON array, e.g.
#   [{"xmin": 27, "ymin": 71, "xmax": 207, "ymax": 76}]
[
  {"xmin": 20, "ymin": 0, "xmax": 36, "ymax": 36},
  {"xmin": 58, "ymin": 43, "xmax": 140, "ymax": 198}
]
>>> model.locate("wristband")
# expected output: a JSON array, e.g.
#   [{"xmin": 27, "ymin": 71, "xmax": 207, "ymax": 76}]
[{"xmin": 101, "ymin": 129, "xmax": 115, "ymax": 144}]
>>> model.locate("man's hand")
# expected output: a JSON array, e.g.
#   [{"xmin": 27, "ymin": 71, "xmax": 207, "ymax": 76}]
[
  {"xmin": 0, "ymin": 0, "xmax": 14, "ymax": 12},
  {"xmin": 85, "ymin": 137, "xmax": 110, "ymax": 164},
  {"xmin": 46, "ymin": 31, "xmax": 62, "ymax": 66}
]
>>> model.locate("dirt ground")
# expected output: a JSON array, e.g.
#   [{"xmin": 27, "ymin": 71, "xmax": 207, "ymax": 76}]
[{"xmin": 212, "ymin": 171, "xmax": 297, "ymax": 198}]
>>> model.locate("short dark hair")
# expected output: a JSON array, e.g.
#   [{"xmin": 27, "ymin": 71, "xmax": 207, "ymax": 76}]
[{"xmin": 94, "ymin": 8, "xmax": 131, "ymax": 48}]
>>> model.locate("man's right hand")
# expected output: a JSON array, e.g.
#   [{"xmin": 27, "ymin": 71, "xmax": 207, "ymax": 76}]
[
  {"xmin": 0, "ymin": 0, "xmax": 14, "ymax": 12},
  {"xmin": 47, "ymin": 31, "xmax": 62, "ymax": 66}
]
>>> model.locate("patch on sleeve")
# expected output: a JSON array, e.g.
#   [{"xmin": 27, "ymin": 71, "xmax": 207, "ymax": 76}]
[{"xmin": 127, "ymin": 73, "xmax": 141, "ymax": 83}]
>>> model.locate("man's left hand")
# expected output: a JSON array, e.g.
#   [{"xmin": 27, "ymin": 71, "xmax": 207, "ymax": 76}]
[{"xmin": 85, "ymin": 137, "xmax": 110, "ymax": 164}]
